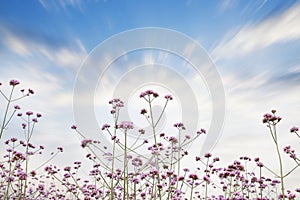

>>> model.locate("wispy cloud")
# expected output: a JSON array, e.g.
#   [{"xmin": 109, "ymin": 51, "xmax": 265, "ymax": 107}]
[
  {"xmin": 218, "ymin": 0, "xmax": 239, "ymax": 13},
  {"xmin": 39, "ymin": 0, "xmax": 84, "ymax": 11},
  {"xmin": 212, "ymin": 2, "xmax": 300, "ymax": 60},
  {"xmin": 0, "ymin": 25, "xmax": 87, "ymax": 70}
]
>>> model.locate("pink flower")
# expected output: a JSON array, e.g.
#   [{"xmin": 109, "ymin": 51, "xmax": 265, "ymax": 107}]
[
  {"xmin": 71, "ymin": 125, "xmax": 77, "ymax": 130},
  {"xmin": 256, "ymin": 162, "xmax": 264, "ymax": 167},
  {"xmin": 164, "ymin": 94, "xmax": 173, "ymax": 100},
  {"xmin": 139, "ymin": 90, "xmax": 159, "ymax": 98},
  {"xmin": 204, "ymin": 153, "xmax": 212, "ymax": 158},
  {"xmin": 290, "ymin": 126, "xmax": 299, "ymax": 133},
  {"xmin": 26, "ymin": 111, "xmax": 33, "ymax": 116},
  {"xmin": 174, "ymin": 122, "xmax": 185, "ymax": 130},
  {"xmin": 101, "ymin": 123, "xmax": 110, "ymax": 130},
  {"xmin": 9, "ymin": 79, "xmax": 20, "ymax": 86},
  {"xmin": 81, "ymin": 139, "xmax": 92, "ymax": 148},
  {"xmin": 118, "ymin": 121, "xmax": 134, "ymax": 130},
  {"xmin": 189, "ymin": 173, "xmax": 199, "ymax": 180},
  {"xmin": 197, "ymin": 128, "xmax": 206, "ymax": 135},
  {"xmin": 132, "ymin": 157, "xmax": 143, "ymax": 167},
  {"xmin": 203, "ymin": 175, "xmax": 211, "ymax": 183}
]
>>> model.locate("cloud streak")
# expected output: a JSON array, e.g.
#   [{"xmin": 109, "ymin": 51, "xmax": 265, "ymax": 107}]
[
  {"xmin": 212, "ymin": 2, "xmax": 300, "ymax": 60},
  {"xmin": 0, "ymin": 25, "xmax": 87, "ymax": 71}
]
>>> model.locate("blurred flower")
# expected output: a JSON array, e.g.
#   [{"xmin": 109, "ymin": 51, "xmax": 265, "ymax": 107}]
[
  {"xmin": 9, "ymin": 79, "xmax": 20, "ymax": 86},
  {"xmin": 26, "ymin": 111, "xmax": 33, "ymax": 116},
  {"xmin": 290, "ymin": 126, "xmax": 299, "ymax": 133},
  {"xmin": 118, "ymin": 121, "xmax": 134, "ymax": 130},
  {"xmin": 71, "ymin": 125, "xmax": 77, "ymax": 130},
  {"xmin": 164, "ymin": 94, "xmax": 173, "ymax": 100}
]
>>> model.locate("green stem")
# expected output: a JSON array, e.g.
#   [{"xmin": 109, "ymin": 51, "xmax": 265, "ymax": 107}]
[
  {"xmin": 148, "ymin": 97, "xmax": 161, "ymax": 200},
  {"xmin": 189, "ymin": 182, "xmax": 194, "ymax": 200},
  {"xmin": 273, "ymin": 124, "xmax": 285, "ymax": 199},
  {"xmin": 0, "ymin": 86, "xmax": 15, "ymax": 139}
]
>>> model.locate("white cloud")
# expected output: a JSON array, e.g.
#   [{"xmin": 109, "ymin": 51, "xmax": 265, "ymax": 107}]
[
  {"xmin": 0, "ymin": 25, "xmax": 87, "ymax": 71},
  {"xmin": 212, "ymin": 2, "xmax": 300, "ymax": 60},
  {"xmin": 39, "ymin": 0, "xmax": 83, "ymax": 11}
]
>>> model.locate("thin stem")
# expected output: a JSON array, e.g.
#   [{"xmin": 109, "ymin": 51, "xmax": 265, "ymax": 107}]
[
  {"xmin": 272, "ymin": 124, "xmax": 285, "ymax": 199},
  {"xmin": 0, "ymin": 86, "xmax": 15, "ymax": 139}
]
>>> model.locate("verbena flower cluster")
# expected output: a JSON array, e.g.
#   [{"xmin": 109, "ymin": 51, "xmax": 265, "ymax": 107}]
[{"xmin": 0, "ymin": 80, "xmax": 299, "ymax": 200}]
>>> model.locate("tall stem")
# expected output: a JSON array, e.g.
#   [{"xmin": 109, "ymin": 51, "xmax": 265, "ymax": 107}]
[
  {"xmin": 148, "ymin": 98, "xmax": 161, "ymax": 199},
  {"xmin": 274, "ymin": 126, "xmax": 285, "ymax": 199},
  {"xmin": 0, "ymin": 86, "xmax": 15, "ymax": 139}
]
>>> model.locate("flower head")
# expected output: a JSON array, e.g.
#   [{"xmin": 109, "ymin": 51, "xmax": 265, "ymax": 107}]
[
  {"xmin": 118, "ymin": 121, "xmax": 134, "ymax": 130},
  {"xmin": 14, "ymin": 105, "xmax": 21, "ymax": 110},
  {"xmin": 101, "ymin": 123, "xmax": 110, "ymax": 130},
  {"xmin": 26, "ymin": 111, "xmax": 33, "ymax": 116},
  {"xmin": 197, "ymin": 128, "xmax": 206, "ymax": 135},
  {"xmin": 262, "ymin": 111, "xmax": 281, "ymax": 124},
  {"xmin": 139, "ymin": 90, "xmax": 159, "ymax": 98},
  {"xmin": 28, "ymin": 88, "xmax": 34, "ymax": 94},
  {"xmin": 9, "ymin": 79, "xmax": 20, "ymax": 86},
  {"xmin": 164, "ymin": 94, "xmax": 173, "ymax": 100},
  {"xmin": 174, "ymin": 122, "xmax": 185, "ymax": 130},
  {"xmin": 140, "ymin": 108, "xmax": 147, "ymax": 115},
  {"xmin": 71, "ymin": 125, "xmax": 77, "ymax": 130},
  {"xmin": 290, "ymin": 126, "xmax": 299, "ymax": 133}
]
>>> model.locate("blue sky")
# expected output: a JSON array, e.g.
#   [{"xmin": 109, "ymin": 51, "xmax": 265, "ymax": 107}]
[{"xmin": 1, "ymin": 0, "xmax": 300, "ymax": 190}]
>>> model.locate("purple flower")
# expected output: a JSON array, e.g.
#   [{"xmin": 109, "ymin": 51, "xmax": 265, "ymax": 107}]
[
  {"xmin": 32, "ymin": 118, "xmax": 38, "ymax": 123},
  {"xmin": 26, "ymin": 111, "xmax": 33, "ymax": 116},
  {"xmin": 290, "ymin": 126, "xmax": 299, "ymax": 133},
  {"xmin": 7, "ymin": 176, "xmax": 14, "ymax": 182},
  {"xmin": 256, "ymin": 162, "xmax": 264, "ymax": 167},
  {"xmin": 203, "ymin": 175, "xmax": 211, "ymax": 183},
  {"xmin": 262, "ymin": 111, "xmax": 281, "ymax": 124},
  {"xmin": 36, "ymin": 113, "xmax": 42, "ymax": 118},
  {"xmin": 197, "ymin": 128, "xmax": 206, "ymax": 135},
  {"xmin": 9, "ymin": 79, "xmax": 20, "ymax": 86},
  {"xmin": 189, "ymin": 173, "xmax": 199, "ymax": 180},
  {"xmin": 132, "ymin": 157, "xmax": 143, "ymax": 167},
  {"xmin": 71, "ymin": 125, "xmax": 77, "ymax": 130},
  {"xmin": 101, "ymin": 123, "xmax": 110, "ymax": 130},
  {"xmin": 169, "ymin": 136, "xmax": 178, "ymax": 144},
  {"xmin": 204, "ymin": 153, "xmax": 212, "ymax": 158},
  {"xmin": 138, "ymin": 129, "xmax": 145, "ymax": 134},
  {"xmin": 14, "ymin": 105, "xmax": 21, "ymax": 110},
  {"xmin": 22, "ymin": 123, "xmax": 26, "ymax": 129},
  {"xmin": 213, "ymin": 157, "xmax": 220, "ymax": 162},
  {"xmin": 139, "ymin": 90, "xmax": 159, "ymax": 98},
  {"xmin": 81, "ymin": 139, "xmax": 92, "ymax": 148},
  {"xmin": 140, "ymin": 108, "xmax": 147, "ymax": 114},
  {"xmin": 118, "ymin": 121, "xmax": 134, "ymax": 130},
  {"xmin": 174, "ymin": 122, "xmax": 185, "ymax": 130},
  {"xmin": 57, "ymin": 147, "xmax": 63, "ymax": 152},
  {"xmin": 164, "ymin": 94, "xmax": 173, "ymax": 100},
  {"xmin": 64, "ymin": 166, "xmax": 71, "ymax": 171},
  {"xmin": 28, "ymin": 88, "xmax": 34, "ymax": 94}
]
